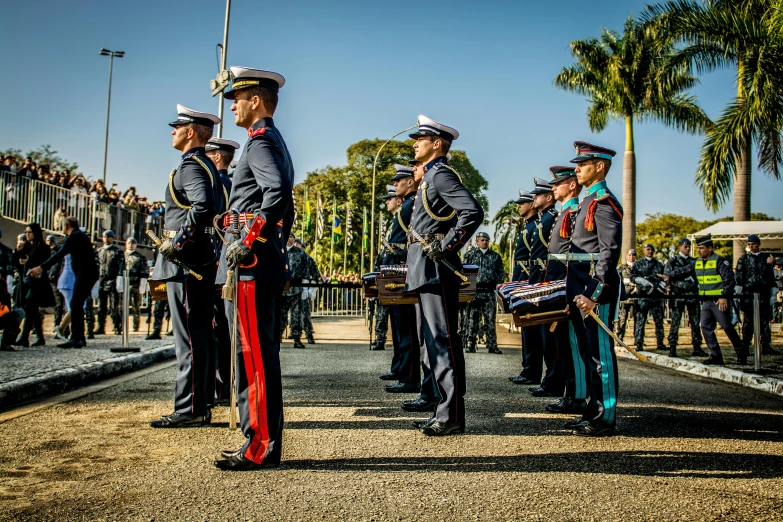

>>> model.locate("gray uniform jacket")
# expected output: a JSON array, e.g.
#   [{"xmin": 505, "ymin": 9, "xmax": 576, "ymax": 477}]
[
  {"xmin": 151, "ymin": 147, "xmax": 219, "ymax": 282},
  {"xmin": 404, "ymin": 158, "xmax": 483, "ymax": 292},
  {"xmin": 216, "ymin": 118, "xmax": 295, "ymax": 284}
]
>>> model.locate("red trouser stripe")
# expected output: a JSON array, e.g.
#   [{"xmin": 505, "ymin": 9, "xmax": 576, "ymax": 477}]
[{"xmin": 237, "ymin": 281, "xmax": 270, "ymax": 463}]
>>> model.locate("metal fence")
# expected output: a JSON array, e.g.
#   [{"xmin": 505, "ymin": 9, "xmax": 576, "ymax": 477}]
[
  {"xmin": 311, "ymin": 285, "xmax": 366, "ymax": 317},
  {"xmin": 0, "ymin": 171, "xmax": 163, "ymax": 248}
]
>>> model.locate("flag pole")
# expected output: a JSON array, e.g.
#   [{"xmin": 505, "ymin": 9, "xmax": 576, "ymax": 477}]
[
  {"xmin": 343, "ymin": 202, "xmax": 348, "ymax": 274},
  {"xmin": 361, "ymin": 207, "xmax": 366, "ymax": 276},
  {"xmin": 301, "ymin": 186, "xmax": 306, "ymax": 241},
  {"xmin": 314, "ymin": 191, "xmax": 319, "ymax": 269},
  {"xmin": 329, "ymin": 197, "xmax": 336, "ymax": 277}
]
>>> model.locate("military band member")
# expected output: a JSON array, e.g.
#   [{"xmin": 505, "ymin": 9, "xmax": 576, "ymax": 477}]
[
  {"xmin": 694, "ymin": 234, "xmax": 745, "ymax": 365},
  {"xmin": 150, "ymin": 105, "xmax": 221, "ymax": 428},
  {"xmin": 373, "ymin": 188, "xmax": 401, "ymax": 354},
  {"xmin": 565, "ymin": 142, "xmax": 623, "ymax": 437},
  {"xmin": 663, "ymin": 238, "xmax": 705, "ymax": 357},
  {"xmin": 383, "ymin": 165, "xmax": 422, "ymax": 394},
  {"xmin": 543, "ymin": 166, "xmax": 587, "ymax": 414},
  {"xmin": 527, "ymin": 177, "xmax": 564, "ymax": 398},
  {"xmin": 404, "ymin": 115, "xmax": 483, "ymax": 436},
  {"xmin": 205, "ymin": 137, "xmax": 239, "ymax": 402},
  {"xmin": 214, "ymin": 67, "xmax": 294, "ymax": 470},
  {"xmin": 123, "ymin": 237, "xmax": 148, "ymax": 332},
  {"xmin": 616, "ymin": 249, "xmax": 637, "ymax": 339},
  {"xmin": 462, "ymin": 232, "xmax": 504, "ymax": 354},
  {"xmin": 735, "ymin": 234, "xmax": 778, "ymax": 355},
  {"xmin": 632, "ymin": 243, "xmax": 666, "ymax": 351},
  {"xmin": 508, "ymin": 190, "xmax": 539, "ymax": 385}
]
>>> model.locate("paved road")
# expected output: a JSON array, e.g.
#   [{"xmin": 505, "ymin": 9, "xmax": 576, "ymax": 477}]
[{"xmin": 1, "ymin": 318, "xmax": 782, "ymax": 521}]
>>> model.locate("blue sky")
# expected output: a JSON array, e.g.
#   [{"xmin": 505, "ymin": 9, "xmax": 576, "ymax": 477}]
[{"xmin": 1, "ymin": 0, "xmax": 780, "ymax": 224}]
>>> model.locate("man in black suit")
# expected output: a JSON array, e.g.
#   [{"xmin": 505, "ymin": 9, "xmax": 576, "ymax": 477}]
[{"xmin": 28, "ymin": 217, "xmax": 99, "ymax": 348}]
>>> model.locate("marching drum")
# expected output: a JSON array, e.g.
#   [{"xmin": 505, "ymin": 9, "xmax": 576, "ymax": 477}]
[{"xmin": 496, "ymin": 280, "xmax": 569, "ymax": 327}]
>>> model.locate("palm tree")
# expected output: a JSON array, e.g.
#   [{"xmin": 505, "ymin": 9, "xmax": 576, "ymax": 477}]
[
  {"xmin": 491, "ymin": 200, "xmax": 520, "ymax": 272},
  {"xmin": 642, "ymin": 0, "xmax": 783, "ymax": 261},
  {"xmin": 554, "ymin": 16, "xmax": 711, "ymax": 256}
]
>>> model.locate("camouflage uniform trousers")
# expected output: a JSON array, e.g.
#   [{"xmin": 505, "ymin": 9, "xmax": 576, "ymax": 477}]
[
  {"xmin": 280, "ymin": 293, "xmax": 296, "ymax": 338},
  {"xmin": 740, "ymin": 292, "xmax": 773, "ymax": 353},
  {"xmin": 668, "ymin": 298, "xmax": 702, "ymax": 348},
  {"xmin": 465, "ymin": 295, "xmax": 498, "ymax": 350},
  {"xmin": 128, "ymin": 285, "xmax": 142, "ymax": 331},
  {"xmin": 289, "ymin": 294, "xmax": 306, "ymax": 338},
  {"xmin": 300, "ymin": 296, "xmax": 314, "ymax": 336},
  {"xmin": 634, "ymin": 298, "xmax": 665, "ymax": 348},
  {"xmin": 97, "ymin": 285, "xmax": 122, "ymax": 333},
  {"xmin": 374, "ymin": 304, "xmax": 390, "ymax": 346},
  {"xmin": 616, "ymin": 299, "xmax": 635, "ymax": 339},
  {"xmin": 150, "ymin": 300, "xmax": 170, "ymax": 335}
]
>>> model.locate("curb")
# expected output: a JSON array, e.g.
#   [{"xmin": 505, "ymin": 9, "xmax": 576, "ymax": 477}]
[
  {"xmin": 615, "ymin": 348, "xmax": 783, "ymax": 397},
  {"xmin": 0, "ymin": 344, "xmax": 175, "ymax": 409}
]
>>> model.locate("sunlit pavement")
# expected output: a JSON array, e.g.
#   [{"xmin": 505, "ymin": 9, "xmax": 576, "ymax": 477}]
[{"xmin": 1, "ymin": 318, "xmax": 782, "ymax": 520}]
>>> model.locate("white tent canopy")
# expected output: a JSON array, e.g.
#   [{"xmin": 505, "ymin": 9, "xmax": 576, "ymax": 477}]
[{"xmin": 688, "ymin": 221, "xmax": 783, "ymax": 253}]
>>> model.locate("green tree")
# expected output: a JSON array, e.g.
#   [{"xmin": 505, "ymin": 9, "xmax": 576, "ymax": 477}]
[
  {"xmin": 554, "ymin": 16, "xmax": 711, "ymax": 258},
  {"xmin": 1, "ymin": 144, "xmax": 80, "ymax": 173},
  {"xmin": 643, "ymin": 0, "xmax": 783, "ymax": 261}
]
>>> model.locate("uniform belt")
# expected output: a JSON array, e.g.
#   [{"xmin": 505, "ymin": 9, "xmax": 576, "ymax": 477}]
[
  {"xmin": 548, "ymin": 253, "xmax": 599, "ymax": 262},
  {"xmin": 163, "ymin": 228, "xmax": 215, "ymax": 238},
  {"xmin": 531, "ymin": 259, "xmax": 547, "ymax": 268},
  {"xmin": 516, "ymin": 260, "xmax": 530, "ymax": 267},
  {"xmin": 220, "ymin": 213, "xmax": 284, "ymax": 229},
  {"xmin": 411, "ymin": 233, "xmax": 445, "ymax": 244},
  {"xmin": 387, "ymin": 243, "xmax": 407, "ymax": 250}
]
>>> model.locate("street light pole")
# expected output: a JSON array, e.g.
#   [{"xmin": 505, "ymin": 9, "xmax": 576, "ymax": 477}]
[
  {"xmin": 216, "ymin": 0, "xmax": 231, "ymax": 138},
  {"xmin": 99, "ymin": 49, "xmax": 124, "ymax": 184}
]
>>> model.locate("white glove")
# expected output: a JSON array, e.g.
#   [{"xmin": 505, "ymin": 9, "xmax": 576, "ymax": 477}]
[
  {"xmin": 116, "ymin": 276, "xmax": 124, "ymax": 293},
  {"xmin": 735, "ymin": 285, "xmax": 743, "ymax": 295},
  {"xmin": 140, "ymin": 278, "xmax": 148, "ymax": 293}
]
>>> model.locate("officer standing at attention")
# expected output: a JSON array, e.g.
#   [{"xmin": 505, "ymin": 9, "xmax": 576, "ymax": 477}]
[
  {"xmin": 384, "ymin": 164, "xmax": 422, "ymax": 394},
  {"xmin": 616, "ymin": 249, "xmax": 637, "ymax": 339},
  {"xmin": 527, "ymin": 177, "xmax": 564, "ymax": 398},
  {"xmin": 96, "ymin": 230, "xmax": 123, "ymax": 335},
  {"xmin": 662, "ymin": 238, "xmax": 705, "ymax": 358},
  {"xmin": 565, "ymin": 141, "xmax": 623, "ymax": 437},
  {"xmin": 214, "ymin": 67, "xmax": 294, "ymax": 470},
  {"xmin": 462, "ymin": 232, "xmax": 505, "ymax": 354},
  {"xmin": 694, "ymin": 234, "xmax": 745, "ymax": 365},
  {"xmin": 123, "ymin": 238, "xmax": 149, "ymax": 332},
  {"xmin": 508, "ymin": 189, "xmax": 539, "ymax": 385},
  {"xmin": 149, "ymin": 105, "xmax": 221, "ymax": 429},
  {"xmin": 543, "ymin": 166, "xmax": 587, "ymax": 415},
  {"xmin": 285, "ymin": 232, "xmax": 309, "ymax": 348},
  {"xmin": 404, "ymin": 115, "xmax": 483, "ymax": 436},
  {"xmin": 204, "ymin": 137, "xmax": 239, "ymax": 402},
  {"xmin": 632, "ymin": 244, "xmax": 666, "ymax": 351},
  {"xmin": 295, "ymin": 238, "xmax": 319, "ymax": 344},
  {"xmin": 735, "ymin": 234, "xmax": 778, "ymax": 355},
  {"xmin": 373, "ymin": 188, "xmax": 402, "ymax": 353}
]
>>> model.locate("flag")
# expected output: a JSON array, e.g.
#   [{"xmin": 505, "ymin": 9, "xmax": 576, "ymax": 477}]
[
  {"xmin": 362, "ymin": 207, "xmax": 369, "ymax": 251},
  {"xmin": 304, "ymin": 186, "xmax": 311, "ymax": 234},
  {"xmin": 345, "ymin": 204, "xmax": 353, "ymax": 246},
  {"xmin": 332, "ymin": 198, "xmax": 342, "ymax": 241},
  {"xmin": 378, "ymin": 213, "xmax": 385, "ymax": 249},
  {"xmin": 317, "ymin": 192, "xmax": 324, "ymax": 239}
]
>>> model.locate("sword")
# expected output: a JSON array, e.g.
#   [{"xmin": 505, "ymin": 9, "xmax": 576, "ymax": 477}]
[
  {"xmin": 145, "ymin": 230, "xmax": 203, "ymax": 280},
  {"xmin": 586, "ymin": 308, "xmax": 647, "ymax": 363},
  {"xmin": 408, "ymin": 227, "xmax": 468, "ymax": 283}
]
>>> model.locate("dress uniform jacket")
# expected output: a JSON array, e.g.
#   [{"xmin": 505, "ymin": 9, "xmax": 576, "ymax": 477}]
[
  {"xmin": 544, "ymin": 198, "xmax": 578, "ymax": 282},
  {"xmin": 529, "ymin": 206, "xmax": 558, "ymax": 284},
  {"xmin": 512, "ymin": 218, "xmax": 533, "ymax": 282}
]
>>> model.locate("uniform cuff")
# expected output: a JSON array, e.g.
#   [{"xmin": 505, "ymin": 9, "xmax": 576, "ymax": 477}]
[
  {"xmin": 242, "ymin": 215, "xmax": 268, "ymax": 249},
  {"xmin": 586, "ymin": 279, "xmax": 605, "ymax": 301},
  {"xmin": 173, "ymin": 225, "xmax": 195, "ymax": 251},
  {"xmin": 443, "ymin": 227, "xmax": 467, "ymax": 251}
]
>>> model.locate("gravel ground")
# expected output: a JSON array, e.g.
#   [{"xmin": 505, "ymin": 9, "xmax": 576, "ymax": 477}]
[{"xmin": 1, "ymin": 317, "xmax": 782, "ymax": 521}]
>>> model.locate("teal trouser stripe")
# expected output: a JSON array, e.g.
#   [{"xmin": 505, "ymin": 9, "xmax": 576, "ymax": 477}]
[
  {"xmin": 568, "ymin": 321, "xmax": 586, "ymax": 400},
  {"xmin": 598, "ymin": 304, "xmax": 617, "ymax": 424}
]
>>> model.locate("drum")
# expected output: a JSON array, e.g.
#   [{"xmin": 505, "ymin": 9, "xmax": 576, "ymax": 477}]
[
  {"xmin": 362, "ymin": 272, "xmax": 380, "ymax": 299},
  {"xmin": 149, "ymin": 281, "xmax": 168, "ymax": 301},
  {"xmin": 377, "ymin": 264, "xmax": 479, "ymax": 306},
  {"xmin": 496, "ymin": 280, "xmax": 568, "ymax": 327}
]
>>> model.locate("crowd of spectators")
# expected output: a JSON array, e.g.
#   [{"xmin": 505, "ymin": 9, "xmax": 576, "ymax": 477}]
[{"xmin": 1, "ymin": 155, "xmax": 164, "ymax": 216}]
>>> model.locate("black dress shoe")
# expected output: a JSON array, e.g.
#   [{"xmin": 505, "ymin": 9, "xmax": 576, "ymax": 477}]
[
  {"xmin": 166, "ymin": 330, "xmax": 174, "ymax": 336},
  {"xmin": 762, "ymin": 347, "xmax": 780, "ymax": 355},
  {"xmin": 692, "ymin": 347, "xmax": 708, "ymax": 357},
  {"xmin": 379, "ymin": 372, "xmax": 399, "ymax": 381},
  {"xmin": 530, "ymin": 387, "xmax": 557, "ymax": 397},
  {"xmin": 510, "ymin": 376, "xmax": 540, "ymax": 385},
  {"xmin": 488, "ymin": 347, "xmax": 503, "ymax": 354},
  {"xmin": 214, "ymin": 453, "xmax": 279, "ymax": 471},
  {"xmin": 702, "ymin": 356, "xmax": 724, "ymax": 366},
  {"xmin": 150, "ymin": 412, "xmax": 211, "ymax": 428},
  {"xmin": 293, "ymin": 338, "xmax": 305, "ymax": 348},
  {"xmin": 306, "ymin": 334, "xmax": 315, "ymax": 344},
  {"xmin": 463, "ymin": 345, "xmax": 476, "ymax": 353},
  {"xmin": 421, "ymin": 420, "xmax": 465, "ymax": 436},
  {"xmin": 93, "ymin": 329, "xmax": 105, "ymax": 335},
  {"xmin": 385, "ymin": 382, "xmax": 420, "ymax": 393},
  {"xmin": 573, "ymin": 422, "xmax": 616, "ymax": 437},
  {"xmin": 564, "ymin": 417, "xmax": 588, "ymax": 429},
  {"xmin": 87, "ymin": 333, "xmax": 95, "ymax": 340},
  {"xmin": 13, "ymin": 338, "xmax": 29, "ymax": 347},
  {"xmin": 412, "ymin": 416, "xmax": 435, "ymax": 429},
  {"xmin": 546, "ymin": 398, "xmax": 587, "ymax": 414},
  {"xmin": 31, "ymin": 338, "xmax": 45, "ymax": 347},
  {"xmin": 58, "ymin": 339, "xmax": 85, "ymax": 349},
  {"xmin": 370, "ymin": 343, "xmax": 385, "ymax": 351},
  {"xmin": 401, "ymin": 398, "xmax": 438, "ymax": 412},
  {"xmin": 146, "ymin": 332, "xmax": 162, "ymax": 340}
]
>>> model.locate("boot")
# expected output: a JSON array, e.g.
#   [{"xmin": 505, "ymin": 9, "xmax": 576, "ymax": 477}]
[
  {"xmin": 306, "ymin": 333, "xmax": 315, "ymax": 344},
  {"xmin": 463, "ymin": 343, "xmax": 476, "ymax": 353},
  {"xmin": 293, "ymin": 337, "xmax": 305, "ymax": 349},
  {"xmin": 692, "ymin": 345, "xmax": 708, "ymax": 357},
  {"xmin": 146, "ymin": 331, "xmax": 162, "ymax": 340},
  {"xmin": 668, "ymin": 346, "xmax": 677, "ymax": 358},
  {"xmin": 488, "ymin": 346, "xmax": 503, "ymax": 354}
]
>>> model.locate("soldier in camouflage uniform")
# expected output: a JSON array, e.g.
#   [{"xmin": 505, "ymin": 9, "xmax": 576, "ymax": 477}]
[
  {"xmin": 735, "ymin": 234, "xmax": 778, "ymax": 355},
  {"xmin": 616, "ymin": 249, "xmax": 637, "ymax": 340},
  {"xmin": 295, "ymin": 237, "xmax": 320, "ymax": 344},
  {"xmin": 96, "ymin": 230, "xmax": 124, "ymax": 335},
  {"xmin": 281, "ymin": 233, "xmax": 309, "ymax": 348},
  {"xmin": 632, "ymin": 244, "xmax": 666, "ymax": 350},
  {"xmin": 124, "ymin": 237, "xmax": 149, "ymax": 332},
  {"xmin": 663, "ymin": 238, "xmax": 705, "ymax": 357},
  {"xmin": 463, "ymin": 232, "xmax": 505, "ymax": 353}
]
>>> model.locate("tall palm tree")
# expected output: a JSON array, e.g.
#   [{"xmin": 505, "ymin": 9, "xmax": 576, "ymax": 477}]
[
  {"xmin": 643, "ymin": 0, "xmax": 783, "ymax": 261},
  {"xmin": 554, "ymin": 16, "xmax": 711, "ymax": 256},
  {"xmin": 492, "ymin": 200, "xmax": 520, "ymax": 272}
]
